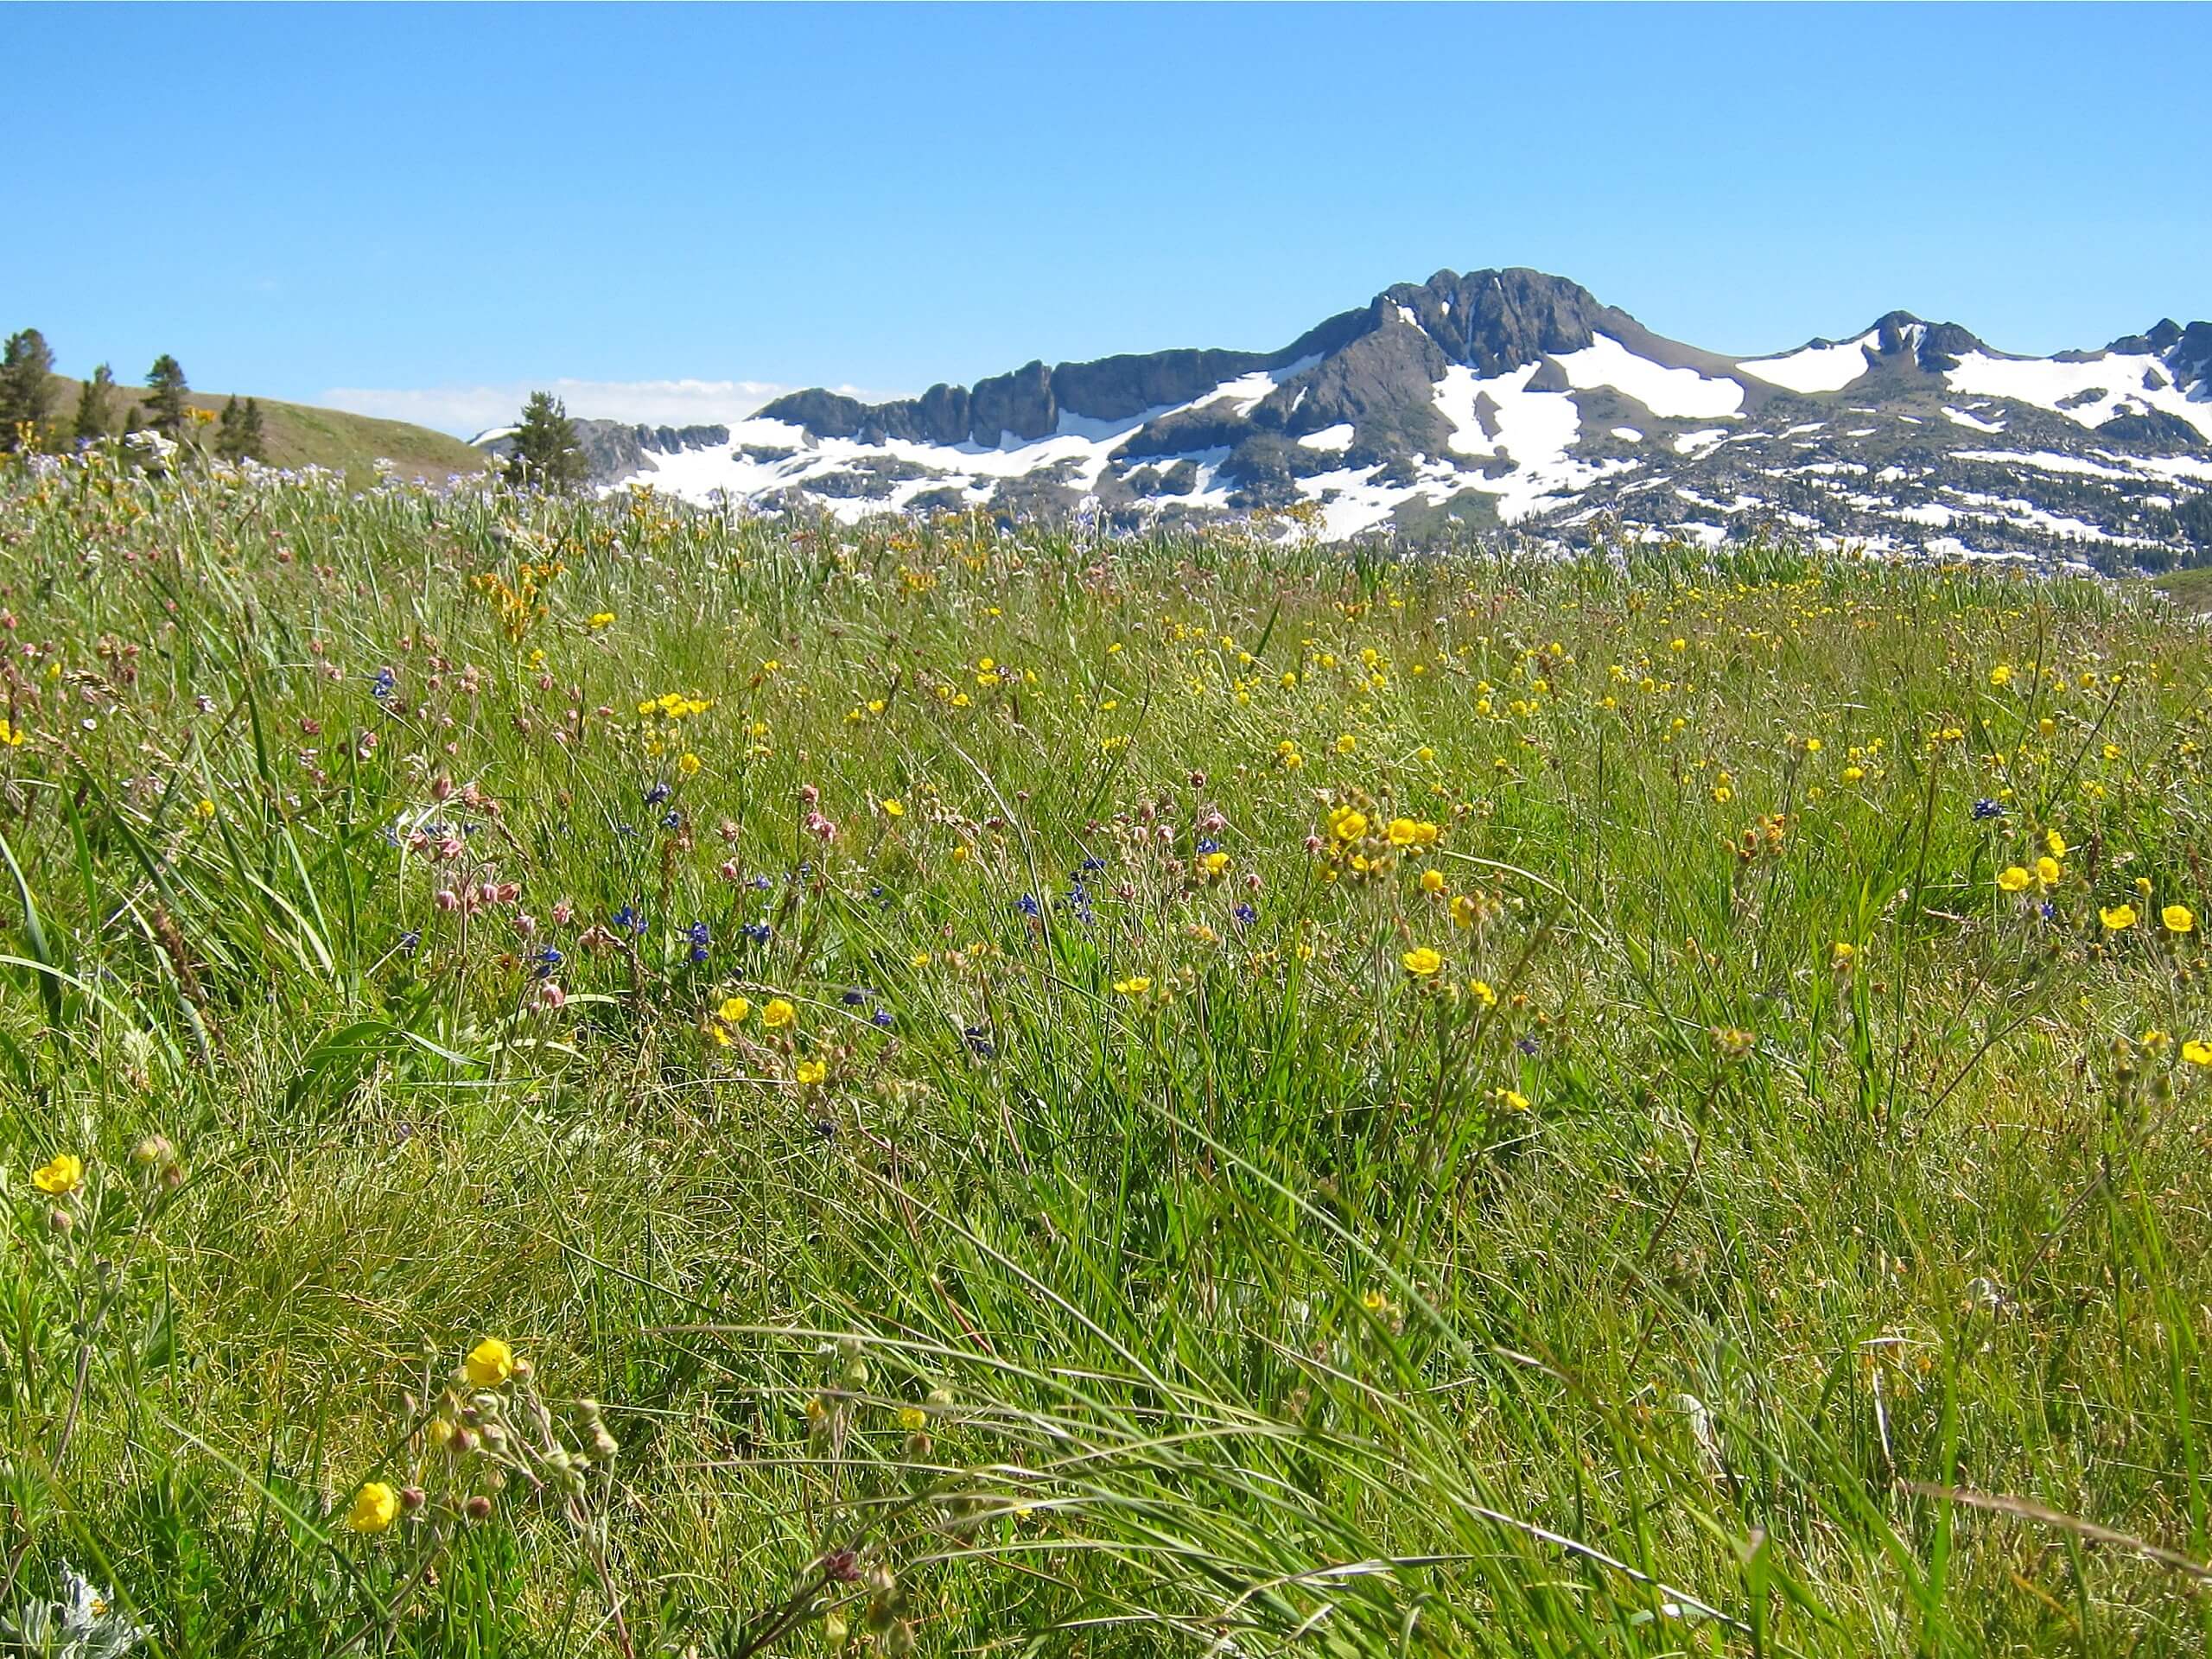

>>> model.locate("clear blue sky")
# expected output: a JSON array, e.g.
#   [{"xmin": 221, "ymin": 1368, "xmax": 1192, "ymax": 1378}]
[{"xmin": 9, "ymin": 3, "xmax": 2207, "ymax": 434}]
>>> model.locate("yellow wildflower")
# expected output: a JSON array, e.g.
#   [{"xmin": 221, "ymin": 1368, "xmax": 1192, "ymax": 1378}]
[
  {"xmin": 465, "ymin": 1338, "xmax": 516, "ymax": 1388},
  {"xmin": 346, "ymin": 1482, "xmax": 399, "ymax": 1534}
]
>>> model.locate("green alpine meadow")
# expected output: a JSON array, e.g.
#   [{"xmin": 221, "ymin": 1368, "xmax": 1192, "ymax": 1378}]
[{"xmin": 4, "ymin": 440, "xmax": 2212, "ymax": 1657}]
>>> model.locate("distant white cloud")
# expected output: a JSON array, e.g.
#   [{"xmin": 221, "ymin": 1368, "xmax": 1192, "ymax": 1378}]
[{"xmin": 318, "ymin": 378, "xmax": 906, "ymax": 440}]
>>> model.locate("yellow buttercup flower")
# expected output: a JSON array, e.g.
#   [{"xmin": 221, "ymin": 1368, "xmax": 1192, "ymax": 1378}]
[
  {"xmin": 718, "ymin": 995, "xmax": 752, "ymax": 1025},
  {"xmin": 1996, "ymin": 867, "xmax": 2030, "ymax": 893},
  {"xmin": 346, "ymin": 1481, "xmax": 399, "ymax": 1534},
  {"xmin": 795, "ymin": 1058, "xmax": 827, "ymax": 1086},
  {"xmin": 880, "ymin": 798, "xmax": 904, "ymax": 817},
  {"xmin": 2183, "ymin": 1039, "xmax": 2212, "ymax": 1066},
  {"xmin": 32, "ymin": 1153, "xmax": 83, "ymax": 1196},
  {"xmin": 587, "ymin": 611, "xmax": 615, "ymax": 629},
  {"xmin": 2100, "ymin": 904, "xmax": 2138, "ymax": 931},
  {"xmin": 1113, "ymin": 976, "xmax": 1152, "ymax": 996},
  {"xmin": 677, "ymin": 752, "xmax": 701, "ymax": 777},
  {"xmin": 762, "ymin": 997, "xmax": 796, "ymax": 1028},
  {"xmin": 1386, "ymin": 817, "xmax": 1420, "ymax": 847},
  {"xmin": 2164, "ymin": 904, "xmax": 2194, "ymax": 934},
  {"xmin": 464, "ymin": 1338, "xmax": 516, "ymax": 1388},
  {"xmin": 1402, "ymin": 947, "xmax": 1442, "ymax": 977},
  {"xmin": 1421, "ymin": 868, "xmax": 1446, "ymax": 894}
]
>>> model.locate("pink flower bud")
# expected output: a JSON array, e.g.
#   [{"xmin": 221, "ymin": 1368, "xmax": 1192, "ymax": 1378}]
[{"xmin": 434, "ymin": 888, "xmax": 461, "ymax": 912}]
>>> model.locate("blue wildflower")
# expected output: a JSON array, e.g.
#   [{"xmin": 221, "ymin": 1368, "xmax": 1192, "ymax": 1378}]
[
  {"xmin": 397, "ymin": 928, "xmax": 423, "ymax": 955},
  {"xmin": 1971, "ymin": 798, "xmax": 2004, "ymax": 821},
  {"xmin": 1516, "ymin": 1034, "xmax": 1540, "ymax": 1056},
  {"xmin": 370, "ymin": 667, "xmax": 397, "ymax": 701},
  {"xmin": 871, "ymin": 1008, "xmax": 894, "ymax": 1028},
  {"xmin": 1016, "ymin": 893, "xmax": 1042, "ymax": 918},
  {"xmin": 532, "ymin": 944, "xmax": 563, "ymax": 979},
  {"xmin": 1233, "ymin": 902, "xmax": 1257, "ymax": 926},
  {"xmin": 963, "ymin": 1023, "xmax": 995, "ymax": 1058},
  {"xmin": 683, "ymin": 920, "xmax": 710, "ymax": 963},
  {"xmin": 612, "ymin": 903, "xmax": 646, "ymax": 936},
  {"xmin": 742, "ymin": 922, "xmax": 772, "ymax": 946},
  {"xmin": 645, "ymin": 781, "xmax": 671, "ymax": 806}
]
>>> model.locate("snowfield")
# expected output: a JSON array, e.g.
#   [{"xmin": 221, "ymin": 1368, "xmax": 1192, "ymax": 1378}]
[{"xmin": 1738, "ymin": 331, "xmax": 1879, "ymax": 394}]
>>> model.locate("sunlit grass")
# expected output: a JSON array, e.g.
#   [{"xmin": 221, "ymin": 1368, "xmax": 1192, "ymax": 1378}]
[{"xmin": 2, "ymin": 447, "xmax": 2210, "ymax": 1656}]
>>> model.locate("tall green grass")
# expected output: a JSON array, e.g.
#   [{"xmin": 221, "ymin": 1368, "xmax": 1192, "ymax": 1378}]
[{"xmin": 1, "ymin": 448, "xmax": 2209, "ymax": 1655}]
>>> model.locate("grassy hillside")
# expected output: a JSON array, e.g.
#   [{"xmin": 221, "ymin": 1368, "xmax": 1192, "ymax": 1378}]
[
  {"xmin": 38, "ymin": 371, "xmax": 487, "ymax": 485},
  {"xmin": 3, "ymin": 453, "xmax": 2212, "ymax": 1656}
]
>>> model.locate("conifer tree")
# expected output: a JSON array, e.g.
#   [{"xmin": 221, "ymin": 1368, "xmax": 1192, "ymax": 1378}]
[
  {"xmin": 145, "ymin": 355, "xmax": 190, "ymax": 438},
  {"xmin": 0, "ymin": 328, "xmax": 58, "ymax": 451},
  {"xmin": 502, "ymin": 391, "xmax": 588, "ymax": 492},
  {"xmin": 72, "ymin": 364, "xmax": 116, "ymax": 445},
  {"xmin": 239, "ymin": 397, "xmax": 267, "ymax": 460},
  {"xmin": 216, "ymin": 394, "xmax": 246, "ymax": 461}
]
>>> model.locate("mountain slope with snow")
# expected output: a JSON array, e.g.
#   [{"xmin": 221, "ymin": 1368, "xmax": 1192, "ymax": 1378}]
[{"xmin": 485, "ymin": 270, "xmax": 2212, "ymax": 569}]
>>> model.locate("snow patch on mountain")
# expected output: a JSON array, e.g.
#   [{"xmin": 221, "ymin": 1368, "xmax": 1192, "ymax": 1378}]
[
  {"xmin": 1554, "ymin": 334, "xmax": 1745, "ymax": 419},
  {"xmin": 1945, "ymin": 351, "xmax": 2212, "ymax": 440},
  {"xmin": 1738, "ymin": 332, "xmax": 1878, "ymax": 394}
]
